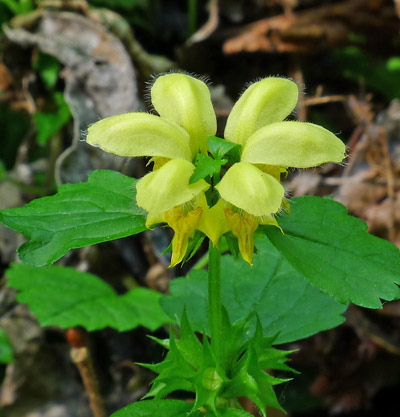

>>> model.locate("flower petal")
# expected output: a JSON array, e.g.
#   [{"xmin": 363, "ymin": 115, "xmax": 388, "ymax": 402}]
[
  {"xmin": 136, "ymin": 159, "xmax": 209, "ymax": 213},
  {"xmin": 165, "ymin": 206, "xmax": 203, "ymax": 267},
  {"xmin": 224, "ymin": 77, "xmax": 299, "ymax": 147},
  {"xmin": 151, "ymin": 73, "xmax": 217, "ymax": 155},
  {"xmin": 224, "ymin": 209, "xmax": 259, "ymax": 265},
  {"xmin": 198, "ymin": 196, "xmax": 229, "ymax": 245},
  {"xmin": 241, "ymin": 121, "xmax": 346, "ymax": 168},
  {"xmin": 215, "ymin": 162, "xmax": 284, "ymax": 217},
  {"xmin": 87, "ymin": 113, "xmax": 192, "ymax": 160}
]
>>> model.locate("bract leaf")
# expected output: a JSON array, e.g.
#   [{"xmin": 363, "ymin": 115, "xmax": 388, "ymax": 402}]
[
  {"xmin": 263, "ymin": 196, "xmax": 400, "ymax": 308},
  {"xmin": 111, "ymin": 399, "xmax": 198, "ymax": 417},
  {"xmin": 0, "ymin": 170, "xmax": 146, "ymax": 266},
  {"xmin": 207, "ymin": 136, "xmax": 241, "ymax": 160},
  {"xmin": 190, "ymin": 153, "xmax": 225, "ymax": 184},
  {"xmin": 6, "ymin": 263, "xmax": 170, "ymax": 332},
  {"xmin": 161, "ymin": 235, "xmax": 346, "ymax": 344}
]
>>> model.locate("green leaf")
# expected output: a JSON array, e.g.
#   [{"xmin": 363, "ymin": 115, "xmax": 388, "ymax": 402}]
[
  {"xmin": 111, "ymin": 399, "xmax": 198, "ymax": 417},
  {"xmin": 34, "ymin": 92, "xmax": 71, "ymax": 145},
  {"xmin": 218, "ymin": 410, "xmax": 254, "ymax": 417},
  {"xmin": 33, "ymin": 52, "xmax": 60, "ymax": 89},
  {"xmin": 6, "ymin": 263, "xmax": 170, "ymax": 331},
  {"xmin": 0, "ymin": 327, "xmax": 13, "ymax": 364},
  {"xmin": 333, "ymin": 46, "xmax": 400, "ymax": 99},
  {"xmin": 207, "ymin": 136, "xmax": 241, "ymax": 160},
  {"xmin": 1, "ymin": 0, "xmax": 33, "ymax": 15},
  {"xmin": 190, "ymin": 154, "xmax": 225, "ymax": 184},
  {"xmin": 0, "ymin": 170, "xmax": 147, "ymax": 266},
  {"xmin": 161, "ymin": 235, "xmax": 346, "ymax": 344},
  {"xmin": 263, "ymin": 196, "xmax": 400, "ymax": 308}
]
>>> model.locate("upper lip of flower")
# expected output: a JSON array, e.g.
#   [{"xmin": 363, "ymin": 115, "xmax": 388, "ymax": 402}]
[
  {"xmin": 216, "ymin": 77, "xmax": 346, "ymax": 219},
  {"xmin": 85, "ymin": 72, "xmax": 346, "ymax": 265}
]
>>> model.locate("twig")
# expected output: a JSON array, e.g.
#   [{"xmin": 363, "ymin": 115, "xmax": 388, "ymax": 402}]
[{"xmin": 68, "ymin": 329, "xmax": 107, "ymax": 417}]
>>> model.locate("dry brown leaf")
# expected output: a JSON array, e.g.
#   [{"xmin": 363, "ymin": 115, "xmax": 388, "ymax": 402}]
[{"xmin": 223, "ymin": 0, "xmax": 397, "ymax": 54}]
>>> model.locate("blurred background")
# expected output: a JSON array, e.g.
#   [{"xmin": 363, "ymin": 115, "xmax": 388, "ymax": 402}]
[{"xmin": 1, "ymin": 0, "xmax": 400, "ymax": 416}]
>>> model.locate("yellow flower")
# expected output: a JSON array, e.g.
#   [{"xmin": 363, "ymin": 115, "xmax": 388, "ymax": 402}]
[
  {"xmin": 86, "ymin": 73, "xmax": 346, "ymax": 266},
  {"xmin": 215, "ymin": 77, "xmax": 346, "ymax": 264},
  {"xmin": 86, "ymin": 73, "xmax": 217, "ymax": 266}
]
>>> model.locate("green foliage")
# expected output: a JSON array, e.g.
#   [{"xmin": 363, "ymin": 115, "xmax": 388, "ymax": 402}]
[
  {"xmin": 0, "ymin": 0, "xmax": 33, "ymax": 15},
  {"xmin": 141, "ymin": 312, "xmax": 291, "ymax": 416},
  {"xmin": 161, "ymin": 234, "xmax": 346, "ymax": 344},
  {"xmin": 0, "ymin": 327, "xmax": 13, "ymax": 364},
  {"xmin": 207, "ymin": 136, "xmax": 240, "ymax": 161},
  {"xmin": 190, "ymin": 136, "xmax": 241, "ymax": 184},
  {"xmin": 190, "ymin": 153, "xmax": 226, "ymax": 184},
  {"xmin": 263, "ymin": 196, "xmax": 400, "ymax": 308},
  {"xmin": 6, "ymin": 263, "xmax": 170, "ymax": 331},
  {"xmin": 0, "ymin": 170, "xmax": 147, "ymax": 266},
  {"xmin": 111, "ymin": 399, "xmax": 198, "ymax": 417},
  {"xmin": 333, "ymin": 46, "xmax": 400, "ymax": 99},
  {"xmin": 33, "ymin": 52, "xmax": 61, "ymax": 89},
  {"xmin": 34, "ymin": 92, "xmax": 71, "ymax": 145},
  {"xmin": 0, "ymin": 105, "xmax": 30, "ymax": 169}
]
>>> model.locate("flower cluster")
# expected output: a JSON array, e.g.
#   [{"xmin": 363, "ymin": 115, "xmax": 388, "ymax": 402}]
[{"xmin": 86, "ymin": 73, "xmax": 345, "ymax": 266}]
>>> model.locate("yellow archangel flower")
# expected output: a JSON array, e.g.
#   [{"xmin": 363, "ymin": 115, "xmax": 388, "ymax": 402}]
[{"xmin": 86, "ymin": 73, "xmax": 346, "ymax": 266}]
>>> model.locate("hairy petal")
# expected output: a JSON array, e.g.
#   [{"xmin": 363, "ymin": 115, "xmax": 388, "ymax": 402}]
[
  {"xmin": 215, "ymin": 163, "xmax": 284, "ymax": 217},
  {"xmin": 241, "ymin": 121, "xmax": 346, "ymax": 168},
  {"xmin": 224, "ymin": 77, "xmax": 299, "ymax": 147},
  {"xmin": 136, "ymin": 159, "xmax": 209, "ymax": 213},
  {"xmin": 151, "ymin": 73, "xmax": 217, "ymax": 156},
  {"xmin": 87, "ymin": 113, "xmax": 192, "ymax": 160}
]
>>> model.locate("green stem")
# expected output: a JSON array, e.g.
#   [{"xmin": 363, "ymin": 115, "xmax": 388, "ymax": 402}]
[{"xmin": 208, "ymin": 240, "xmax": 222, "ymax": 357}]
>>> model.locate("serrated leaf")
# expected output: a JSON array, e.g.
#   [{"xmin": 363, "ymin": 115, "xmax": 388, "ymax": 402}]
[
  {"xmin": 111, "ymin": 399, "xmax": 198, "ymax": 417},
  {"xmin": 190, "ymin": 154, "xmax": 225, "ymax": 184},
  {"xmin": 263, "ymin": 196, "xmax": 400, "ymax": 308},
  {"xmin": 6, "ymin": 263, "xmax": 170, "ymax": 332},
  {"xmin": 0, "ymin": 327, "xmax": 13, "ymax": 364},
  {"xmin": 218, "ymin": 410, "xmax": 254, "ymax": 417},
  {"xmin": 0, "ymin": 170, "xmax": 147, "ymax": 266},
  {"xmin": 161, "ymin": 235, "xmax": 346, "ymax": 344}
]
